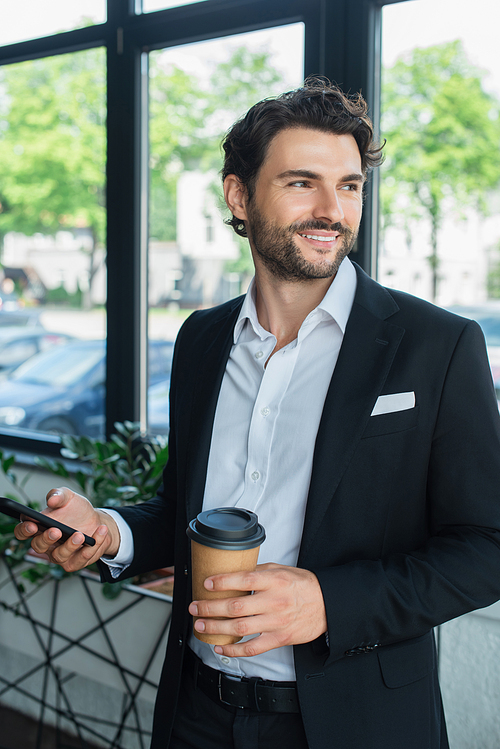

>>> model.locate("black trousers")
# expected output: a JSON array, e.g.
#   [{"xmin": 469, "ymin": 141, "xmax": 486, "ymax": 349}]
[{"xmin": 169, "ymin": 658, "xmax": 310, "ymax": 749}]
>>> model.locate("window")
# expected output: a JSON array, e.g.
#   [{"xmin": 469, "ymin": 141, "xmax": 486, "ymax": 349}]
[
  {"xmin": 0, "ymin": 0, "xmax": 106, "ymax": 47},
  {"xmin": 147, "ymin": 24, "xmax": 304, "ymax": 435},
  {"xmin": 0, "ymin": 49, "xmax": 106, "ymax": 439},
  {"xmin": 0, "ymin": 0, "xmax": 394, "ymax": 453},
  {"xmin": 379, "ymin": 0, "xmax": 500, "ymax": 308}
]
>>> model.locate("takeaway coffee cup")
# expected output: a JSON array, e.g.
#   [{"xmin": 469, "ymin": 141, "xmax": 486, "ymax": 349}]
[{"xmin": 186, "ymin": 508, "xmax": 266, "ymax": 645}]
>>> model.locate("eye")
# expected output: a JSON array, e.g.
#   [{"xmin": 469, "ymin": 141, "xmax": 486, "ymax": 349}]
[
  {"xmin": 340, "ymin": 183, "xmax": 360, "ymax": 192},
  {"xmin": 289, "ymin": 180, "xmax": 310, "ymax": 188}
]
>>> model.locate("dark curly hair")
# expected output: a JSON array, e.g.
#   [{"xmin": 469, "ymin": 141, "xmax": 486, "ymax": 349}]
[{"xmin": 221, "ymin": 77, "xmax": 384, "ymax": 237}]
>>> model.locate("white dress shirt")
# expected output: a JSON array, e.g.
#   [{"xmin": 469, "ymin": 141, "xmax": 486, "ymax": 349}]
[{"xmin": 104, "ymin": 256, "xmax": 357, "ymax": 683}]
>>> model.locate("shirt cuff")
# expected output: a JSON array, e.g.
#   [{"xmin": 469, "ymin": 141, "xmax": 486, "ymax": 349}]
[{"xmin": 99, "ymin": 508, "xmax": 134, "ymax": 577}]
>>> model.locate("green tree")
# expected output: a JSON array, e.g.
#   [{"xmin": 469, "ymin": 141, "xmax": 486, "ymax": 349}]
[
  {"xmin": 381, "ymin": 41, "xmax": 500, "ymax": 301},
  {"xmin": 0, "ymin": 48, "xmax": 106, "ymax": 306},
  {"xmin": 149, "ymin": 62, "xmax": 210, "ymax": 241},
  {"xmin": 0, "ymin": 49, "xmax": 106, "ymax": 240},
  {"xmin": 148, "ymin": 45, "xmax": 284, "ymax": 243}
]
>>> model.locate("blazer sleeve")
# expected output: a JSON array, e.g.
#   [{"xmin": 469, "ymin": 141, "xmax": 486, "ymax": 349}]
[{"xmin": 312, "ymin": 319, "xmax": 500, "ymax": 663}]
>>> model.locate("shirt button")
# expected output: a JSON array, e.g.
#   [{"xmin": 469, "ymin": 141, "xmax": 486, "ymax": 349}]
[
  {"xmin": 251, "ymin": 471, "xmax": 260, "ymax": 481},
  {"xmin": 255, "ymin": 351, "xmax": 264, "ymax": 359},
  {"xmin": 260, "ymin": 407, "xmax": 270, "ymax": 417},
  {"xmin": 221, "ymin": 656, "xmax": 231, "ymax": 665}
]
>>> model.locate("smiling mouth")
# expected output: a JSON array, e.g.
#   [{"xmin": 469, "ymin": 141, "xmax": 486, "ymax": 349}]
[{"xmin": 299, "ymin": 233, "xmax": 339, "ymax": 242}]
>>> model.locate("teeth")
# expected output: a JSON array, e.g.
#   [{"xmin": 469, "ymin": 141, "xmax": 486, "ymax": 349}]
[{"xmin": 301, "ymin": 234, "xmax": 337, "ymax": 242}]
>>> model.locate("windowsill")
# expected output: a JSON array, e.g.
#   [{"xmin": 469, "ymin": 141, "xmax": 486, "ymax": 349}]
[{"xmin": 0, "ymin": 427, "xmax": 91, "ymax": 474}]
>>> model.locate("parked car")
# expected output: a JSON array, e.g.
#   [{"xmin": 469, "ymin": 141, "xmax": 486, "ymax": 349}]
[
  {"xmin": 0, "ymin": 327, "xmax": 73, "ymax": 374},
  {"xmin": 0, "ymin": 338, "xmax": 173, "ymax": 437}
]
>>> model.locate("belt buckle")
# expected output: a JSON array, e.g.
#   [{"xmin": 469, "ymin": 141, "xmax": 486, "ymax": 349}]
[{"xmin": 218, "ymin": 671, "xmax": 246, "ymax": 710}]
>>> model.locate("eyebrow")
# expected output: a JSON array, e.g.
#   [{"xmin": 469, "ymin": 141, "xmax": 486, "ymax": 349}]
[{"xmin": 276, "ymin": 169, "xmax": 365, "ymax": 183}]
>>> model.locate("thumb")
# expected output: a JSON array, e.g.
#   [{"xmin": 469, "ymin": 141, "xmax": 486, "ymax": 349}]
[{"xmin": 46, "ymin": 487, "xmax": 74, "ymax": 509}]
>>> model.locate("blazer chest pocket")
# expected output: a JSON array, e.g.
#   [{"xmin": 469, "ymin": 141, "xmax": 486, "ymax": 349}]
[
  {"xmin": 362, "ymin": 405, "xmax": 419, "ymax": 439},
  {"xmin": 377, "ymin": 632, "xmax": 435, "ymax": 689}
]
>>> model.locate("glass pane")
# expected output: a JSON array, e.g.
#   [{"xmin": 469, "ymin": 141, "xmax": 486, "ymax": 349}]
[
  {"xmin": 143, "ymin": 0, "xmax": 209, "ymax": 11},
  {"xmin": 0, "ymin": 0, "xmax": 106, "ymax": 47},
  {"xmin": 0, "ymin": 49, "xmax": 107, "ymax": 438},
  {"xmin": 379, "ymin": 0, "xmax": 500, "ymax": 308},
  {"xmin": 147, "ymin": 23, "xmax": 304, "ymax": 435}
]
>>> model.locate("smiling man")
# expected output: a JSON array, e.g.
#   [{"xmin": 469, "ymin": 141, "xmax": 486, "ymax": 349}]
[{"xmin": 15, "ymin": 79, "xmax": 500, "ymax": 749}]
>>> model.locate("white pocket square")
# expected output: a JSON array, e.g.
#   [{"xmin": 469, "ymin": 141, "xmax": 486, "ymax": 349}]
[{"xmin": 371, "ymin": 391, "xmax": 415, "ymax": 416}]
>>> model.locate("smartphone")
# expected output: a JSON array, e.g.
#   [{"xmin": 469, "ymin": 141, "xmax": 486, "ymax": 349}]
[{"xmin": 0, "ymin": 496, "xmax": 96, "ymax": 547}]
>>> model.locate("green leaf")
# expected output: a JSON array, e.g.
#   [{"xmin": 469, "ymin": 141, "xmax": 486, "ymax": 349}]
[
  {"xmin": 35, "ymin": 457, "xmax": 71, "ymax": 478},
  {"xmin": 59, "ymin": 448, "xmax": 79, "ymax": 461},
  {"xmin": 2, "ymin": 455, "xmax": 16, "ymax": 473},
  {"xmin": 109, "ymin": 435, "xmax": 127, "ymax": 452},
  {"xmin": 21, "ymin": 564, "xmax": 51, "ymax": 584},
  {"xmin": 101, "ymin": 580, "xmax": 125, "ymax": 600}
]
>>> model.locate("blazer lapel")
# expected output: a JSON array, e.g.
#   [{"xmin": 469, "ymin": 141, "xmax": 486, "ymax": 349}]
[
  {"xmin": 299, "ymin": 265, "xmax": 405, "ymax": 563},
  {"xmin": 184, "ymin": 299, "xmax": 243, "ymax": 523}
]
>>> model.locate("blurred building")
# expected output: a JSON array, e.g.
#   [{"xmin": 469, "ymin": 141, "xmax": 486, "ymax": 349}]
[
  {"xmin": 1, "ymin": 171, "xmax": 240, "ymax": 310},
  {"xmin": 378, "ymin": 193, "xmax": 500, "ymax": 306}
]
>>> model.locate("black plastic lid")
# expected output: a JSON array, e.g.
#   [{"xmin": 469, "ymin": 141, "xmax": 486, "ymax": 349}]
[{"xmin": 186, "ymin": 508, "xmax": 266, "ymax": 550}]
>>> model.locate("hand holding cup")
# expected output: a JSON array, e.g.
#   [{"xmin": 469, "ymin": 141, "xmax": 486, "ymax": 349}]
[{"xmin": 187, "ymin": 508, "xmax": 265, "ymax": 645}]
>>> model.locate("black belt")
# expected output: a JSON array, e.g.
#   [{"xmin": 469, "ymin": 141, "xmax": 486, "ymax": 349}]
[{"xmin": 185, "ymin": 647, "xmax": 300, "ymax": 714}]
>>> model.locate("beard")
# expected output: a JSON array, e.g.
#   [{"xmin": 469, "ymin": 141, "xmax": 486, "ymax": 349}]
[{"xmin": 245, "ymin": 204, "xmax": 359, "ymax": 282}]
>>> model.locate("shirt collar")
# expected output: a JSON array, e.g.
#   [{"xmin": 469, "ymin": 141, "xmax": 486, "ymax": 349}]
[
  {"xmin": 233, "ymin": 257, "xmax": 357, "ymax": 344},
  {"xmin": 315, "ymin": 255, "xmax": 357, "ymax": 334}
]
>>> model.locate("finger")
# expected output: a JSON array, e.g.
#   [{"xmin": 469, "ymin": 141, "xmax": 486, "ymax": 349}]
[
  {"xmin": 205, "ymin": 569, "xmax": 266, "ymax": 593},
  {"xmin": 213, "ymin": 632, "xmax": 284, "ymax": 658},
  {"xmin": 193, "ymin": 611, "xmax": 276, "ymax": 641},
  {"xmin": 46, "ymin": 487, "xmax": 74, "ymax": 510},
  {"xmin": 14, "ymin": 520, "xmax": 42, "ymax": 541},
  {"xmin": 30, "ymin": 526, "xmax": 65, "ymax": 554},
  {"xmin": 190, "ymin": 593, "xmax": 260, "ymax": 620},
  {"xmin": 47, "ymin": 525, "xmax": 110, "ymax": 571}
]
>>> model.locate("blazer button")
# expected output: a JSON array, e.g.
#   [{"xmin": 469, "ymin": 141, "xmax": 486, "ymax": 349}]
[{"xmin": 178, "ymin": 637, "xmax": 183, "ymax": 647}]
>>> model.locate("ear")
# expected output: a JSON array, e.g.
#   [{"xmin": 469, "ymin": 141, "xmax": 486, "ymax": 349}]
[{"xmin": 223, "ymin": 175, "xmax": 248, "ymax": 222}]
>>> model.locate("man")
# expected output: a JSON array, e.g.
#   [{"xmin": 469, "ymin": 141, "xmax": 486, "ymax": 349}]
[{"xmin": 16, "ymin": 79, "xmax": 500, "ymax": 749}]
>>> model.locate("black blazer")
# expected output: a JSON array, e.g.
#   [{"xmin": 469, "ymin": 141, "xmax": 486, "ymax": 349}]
[{"xmin": 102, "ymin": 263, "xmax": 500, "ymax": 749}]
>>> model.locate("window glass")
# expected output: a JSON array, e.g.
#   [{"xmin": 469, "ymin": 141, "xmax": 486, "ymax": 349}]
[
  {"xmin": 147, "ymin": 23, "xmax": 304, "ymax": 435},
  {"xmin": 0, "ymin": 0, "xmax": 106, "ymax": 47},
  {"xmin": 380, "ymin": 0, "xmax": 500, "ymax": 395},
  {"xmin": 379, "ymin": 0, "xmax": 500, "ymax": 308},
  {"xmin": 0, "ymin": 48, "xmax": 106, "ymax": 438}
]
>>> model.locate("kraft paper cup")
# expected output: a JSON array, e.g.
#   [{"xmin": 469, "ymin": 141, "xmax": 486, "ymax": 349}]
[{"xmin": 187, "ymin": 508, "xmax": 266, "ymax": 645}]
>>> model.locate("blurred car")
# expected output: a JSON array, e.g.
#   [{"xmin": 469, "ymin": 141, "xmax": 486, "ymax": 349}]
[
  {"xmin": 0, "ymin": 309, "xmax": 44, "ymax": 327},
  {"xmin": 447, "ymin": 304, "xmax": 500, "ymax": 398},
  {"xmin": 0, "ymin": 338, "xmax": 174, "ymax": 437},
  {"xmin": 0, "ymin": 327, "xmax": 73, "ymax": 374},
  {"xmin": 148, "ymin": 379, "xmax": 170, "ymax": 436}
]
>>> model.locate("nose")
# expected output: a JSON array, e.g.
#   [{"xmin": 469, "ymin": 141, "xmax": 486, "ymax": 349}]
[{"xmin": 312, "ymin": 186, "xmax": 345, "ymax": 224}]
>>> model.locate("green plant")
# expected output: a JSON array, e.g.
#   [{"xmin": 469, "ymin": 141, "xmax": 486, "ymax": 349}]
[
  {"xmin": 0, "ymin": 422, "xmax": 169, "ymax": 597},
  {"xmin": 36, "ymin": 421, "xmax": 169, "ymax": 508},
  {"xmin": 0, "ymin": 449, "xmax": 38, "ymax": 558},
  {"xmin": 0, "ymin": 449, "xmax": 70, "ymax": 590}
]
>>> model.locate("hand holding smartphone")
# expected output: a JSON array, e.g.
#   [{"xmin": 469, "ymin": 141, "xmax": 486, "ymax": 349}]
[{"xmin": 0, "ymin": 496, "xmax": 96, "ymax": 547}]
